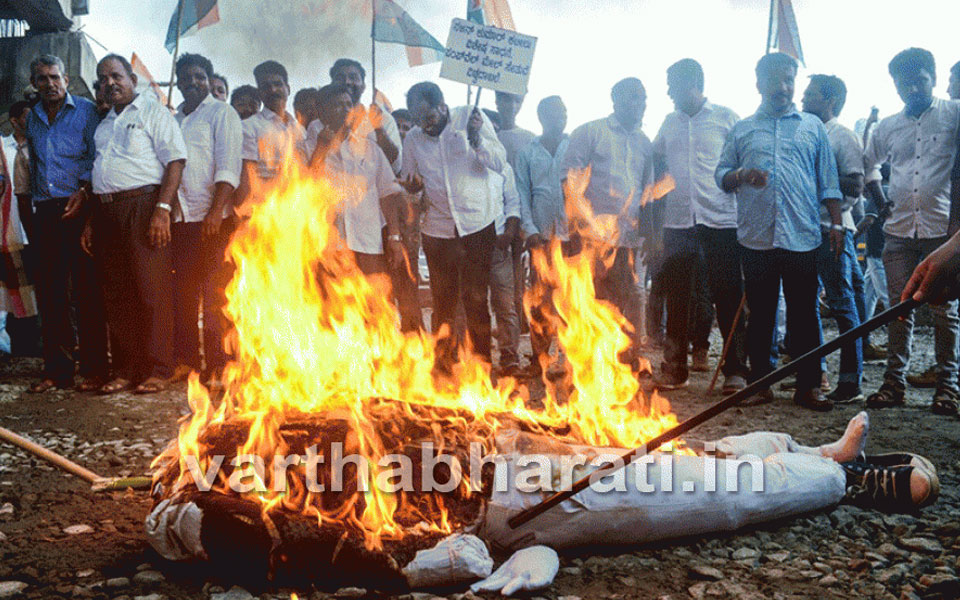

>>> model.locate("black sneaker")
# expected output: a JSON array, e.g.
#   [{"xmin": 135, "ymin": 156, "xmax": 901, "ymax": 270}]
[
  {"xmin": 841, "ymin": 457, "xmax": 939, "ymax": 513},
  {"xmin": 827, "ymin": 383, "xmax": 865, "ymax": 405}
]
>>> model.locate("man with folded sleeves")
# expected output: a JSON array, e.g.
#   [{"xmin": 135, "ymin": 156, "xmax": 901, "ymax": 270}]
[
  {"xmin": 172, "ymin": 53, "xmax": 243, "ymax": 384},
  {"xmin": 84, "ymin": 54, "xmax": 186, "ymax": 395},
  {"xmin": 400, "ymin": 82, "xmax": 507, "ymax": 371}
]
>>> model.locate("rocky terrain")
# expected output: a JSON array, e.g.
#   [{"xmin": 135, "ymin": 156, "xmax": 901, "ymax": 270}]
[{"xmin": 0, "ymin": 322, "xmax": 958, "ymax": 600}]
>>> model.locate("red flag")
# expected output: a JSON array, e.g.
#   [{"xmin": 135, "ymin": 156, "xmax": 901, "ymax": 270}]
[{"xmin": 130, "ymin": 53, "xmax": 169, "ymax": 106}]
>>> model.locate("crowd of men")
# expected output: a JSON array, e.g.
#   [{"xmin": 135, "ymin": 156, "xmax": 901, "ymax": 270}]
[{"xmin": 3, "ymin": 45, "xmax": 960, "ymax": 417}]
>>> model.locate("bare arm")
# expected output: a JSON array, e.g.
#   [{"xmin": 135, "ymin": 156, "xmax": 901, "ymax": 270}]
[{"xmin": 148, "ymin": 159, "xmax": 185, "ymax": 248}]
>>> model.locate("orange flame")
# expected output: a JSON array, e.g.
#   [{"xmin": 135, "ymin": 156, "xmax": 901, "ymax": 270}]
[{"xmin": 153, "ymin": 119, "xmax": 687, "ymax": 550}]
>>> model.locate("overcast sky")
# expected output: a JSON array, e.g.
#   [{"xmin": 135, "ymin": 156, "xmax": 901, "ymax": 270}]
[{"xmin": 78, "ymin": 0, "xmax": 960, "ymax": 133}]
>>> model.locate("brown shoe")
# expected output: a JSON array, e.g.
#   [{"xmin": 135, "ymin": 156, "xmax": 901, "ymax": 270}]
[
  {"xmin": 795, "ymin": 388, "xmax": 833, "ymax": 412},
  {"xmin": 691, "ymin": 349, "xmax": 710, "ymax": 372},
  {"xmin": 740, "ymin": 388, "xmax": 774, "ymax": 406}
]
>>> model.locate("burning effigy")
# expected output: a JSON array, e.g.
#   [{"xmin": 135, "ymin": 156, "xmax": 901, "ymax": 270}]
[{"xmin": 143, "ymin": 122, "xmax": 939, "ymax": 593}]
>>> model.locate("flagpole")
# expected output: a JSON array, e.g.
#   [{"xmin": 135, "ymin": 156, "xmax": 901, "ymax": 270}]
[
  {"xmin": 765, "ymin": 0, "xmax": 775, "ymax": 54},
  {"xmin": 167, "ymin": 0, "xmax": 185, "ymax": 108},
  {"xmin": 371, "ymin": 0, "xmax": 377, "ymax": 104}
]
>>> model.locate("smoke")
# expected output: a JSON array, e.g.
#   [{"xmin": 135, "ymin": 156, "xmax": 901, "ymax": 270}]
[{"xmin": 195, "ymin": 0, "xmax": 373, "ymax": 91}]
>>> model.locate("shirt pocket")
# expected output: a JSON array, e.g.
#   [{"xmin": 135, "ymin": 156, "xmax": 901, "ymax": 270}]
[
  {"xmin": 922, "ymin": 119, "xmax": 957, "ymax": 160},
  {"xmin": 118, "ymin": 121, "xmax": 153, "ymax": 157},
  {"xmin": 58, "ymin": 127, "xmax": 86, "ymax": 159}
]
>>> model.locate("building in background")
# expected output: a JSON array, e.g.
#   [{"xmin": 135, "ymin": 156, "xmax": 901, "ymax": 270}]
[{"xmin": 0, "ymin": 0, "xmax": 96, "ymax": 129}]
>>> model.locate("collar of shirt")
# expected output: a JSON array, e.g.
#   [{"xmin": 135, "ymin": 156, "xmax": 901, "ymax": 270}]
[
  {"xmin": 260, "ymin": 106, "xmax": 297, "ymax": 127},
  {"xmin": 755, "ymin": 103, "xmax": 801, "ymax": 121},
  {"xmin": 605, "ymin": 113, "xmax": 644, "ymax": 135},
  {"xmin": 175, "ymin": 93, "xmax": 219, "ymax": 122},
  {"xmin": 30, "ymin": 92, "xmax": 77, "ymax": 127},
  {"xmin": 674, "ymin": 99, "xmax": 716, "ymax": 122}
]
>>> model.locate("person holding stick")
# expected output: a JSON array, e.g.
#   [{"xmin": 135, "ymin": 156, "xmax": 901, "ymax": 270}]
[{"xmin": 651, "ymin": 59, "xmax": 746, "ymax": 394}]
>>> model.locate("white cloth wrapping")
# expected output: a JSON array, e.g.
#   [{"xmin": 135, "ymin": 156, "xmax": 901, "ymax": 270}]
[
  {"xmin": 144, "ymin": 498, "xmax": 207, "ymax": 561},
  {"xmin": 401, "ymin": 533, "xmax": 493, "ymax": 589},
  {"xmin": 479, "ymin": 430, "xmax": 845, "ymax": 551}
]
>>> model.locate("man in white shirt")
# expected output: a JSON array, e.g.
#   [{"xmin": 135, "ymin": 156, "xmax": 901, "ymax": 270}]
[
  {"xmin": 801, "ymin": 74, "xmax": 867, "ymax": 404},
  {"xmin": 651, "ymin": 59, "xmax": 746, "ymax": 393},
  {"xmin": 312, "ymin": 83, "xmax": 405, "ymax": 291},
  {"xmin": 562, "ymin": 77, "xmax": 654, "ymax": 366},
  {"xmin": 82, "ymin": 54, "xmax": 187, "ymax": 394},
  {"xmin": 304, "ymin": 58, "xmax": 401, "ymax": 173},
  {"xmin": 493, "ymin": 91, "xmax": 536, "ymax": 374},
  {"xmin": 400, "ymin": 81, "xmax": 507, "ymax": 371},
  {"xmin": 861, "ymin": 48, "xmax": 960, "ymax": 414},
  {"xmin": 517, "ymin": 95, "xmax": 569, "ymax": 374},
  {"xmin": 172, "ymin": 53, "xmax": 243, "ymax": 383},
  {"xmin": 235, "ymin": 60, "xmax": 304, "ymax": 214}
]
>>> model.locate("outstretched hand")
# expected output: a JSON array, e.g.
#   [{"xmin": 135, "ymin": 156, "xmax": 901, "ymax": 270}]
[
  {"xmin": 901, "ymin": 236, "xmax": 960, "ymax": 304},
  {"xmin": 470, "ymin": 546, "xmax": 559, "ymax": 596}
]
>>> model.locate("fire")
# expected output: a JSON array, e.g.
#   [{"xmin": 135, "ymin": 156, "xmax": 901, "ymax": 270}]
[{"xmin": 152, "ymin": 120, "xmax": 686, "ymax": 551}]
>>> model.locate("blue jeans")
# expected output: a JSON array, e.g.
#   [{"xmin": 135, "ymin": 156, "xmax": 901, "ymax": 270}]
[
  {"xmin": 816, "ymin": 230, "xmax": 862, "ymax": 385},
  {"xmin": 882, "ymin": 234, "xmax": 959, "ymax": 389},
  {"xmin": 864, "ymin": 255, "xmax": 888, "ymax": 320}
]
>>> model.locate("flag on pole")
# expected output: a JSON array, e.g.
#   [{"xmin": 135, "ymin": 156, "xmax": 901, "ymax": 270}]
[
  {"xmin": 766, "ymin": 0, "xmax": 804, "ymax": 65},
  {"xmin": 467, "ymin": 0, "xmax": 515, "ymax": 31},
  {"xmin": 165, "ymin": 0, "xmax": 220, "ymax": 53},
  {"xmin": 131, "ymin": 53, "xmax": 169, "ymax": 106},
  {"xmin": 372, "ymin": 0, "xmax": 446, "ymax": 67},
  {"xmin": 373, "ymin": 89, "xmax": 394, "ymax": 113}
]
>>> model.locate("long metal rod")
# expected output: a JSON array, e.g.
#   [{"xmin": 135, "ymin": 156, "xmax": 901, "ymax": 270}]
[{"xmin": 508, "ymin": 298, "xmax": 921, "ymax": 529}]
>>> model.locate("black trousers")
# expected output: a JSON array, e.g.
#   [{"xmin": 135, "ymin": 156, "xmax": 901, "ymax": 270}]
[
  {"xmin": 32, "ymin": 199, "xmax": 109, "ymax": 382},
  {"xmin": 662, "ymin": 226, "xmax": 746, "ymax": 379},
  {"xmin": 171, "ymin": 221, "xmax": 231, "ymax": 376},
  {"xmin": 740, "ymin": 245, "xmax": 821, "ymax": 390},
  {"xmin": 421, "ymin": 223, "xmax": 496, "ymax": 365},
  {"xmin": 94, "ymin": 192, "xmax": 174, "ymax": 382}
]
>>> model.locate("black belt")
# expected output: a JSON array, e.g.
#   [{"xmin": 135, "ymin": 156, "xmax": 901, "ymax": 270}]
[{"xmin": 97, "ymin": 185, "xmax": 159, "ymax": 204}]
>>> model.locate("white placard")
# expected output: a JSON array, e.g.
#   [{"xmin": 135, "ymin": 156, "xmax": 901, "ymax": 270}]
[{"xmin": 439, "ymin": 18, "xmax": 537, "ymax": 95}]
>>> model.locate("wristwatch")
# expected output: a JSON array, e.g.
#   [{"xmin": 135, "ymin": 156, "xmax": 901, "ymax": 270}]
[
  {"xmin": 831, "ymin": 224, "xmax": 844, "ymax": 231},
  {"xmin": 387, "ymin": 233, "xmax": 402, "ymax": 242},
  {"xmin": 155, "ymin": 203, "xmax": 172, "ymax": 212}
]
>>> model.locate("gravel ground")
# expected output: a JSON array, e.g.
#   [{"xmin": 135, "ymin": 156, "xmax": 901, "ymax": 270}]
[{"xmin": 0, "ymin": 320, "xmax": 958, "ymax": 600}]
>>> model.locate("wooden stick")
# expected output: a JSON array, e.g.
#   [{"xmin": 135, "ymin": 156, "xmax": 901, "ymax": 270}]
[
  {"xmin": 507, "ymin": 298, "xmax": 921, "ymax": 530},
  {"xmin": 0, "ymin": 426, "xmax": 101, "ymax": 483},
  {"xmin": 706, "ymin": 291, "xmax": 747, "ymax": 396},
  {"xmin": 0, "ymin": 426, "xmax": 152, "ymax": 491}
]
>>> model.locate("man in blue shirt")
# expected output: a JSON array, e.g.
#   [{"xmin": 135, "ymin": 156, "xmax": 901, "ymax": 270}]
[
  {"xmin": 715, "ymin": 52, "xmax": 844, "ymax": 411},
  {"xmin": 24, "ymin": 54, "xmax": 108, "ymax": 393}
]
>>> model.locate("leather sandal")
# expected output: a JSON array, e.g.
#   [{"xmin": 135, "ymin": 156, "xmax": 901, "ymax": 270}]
[
  {"xmin": 865, "ymin": 381, "xmax": 905, "ymax": 408},
  {"xmin": 134, "ymin": 377, "xmax": 167, "ymax": 395},
  {"xmin": 931, "ymin": 387, "xmax": 960, "ymax": 417},
  {"xmin": 98, "ymin": 378, "xmax": 131, "ymax": 395},
  {"xmin": 28, "ymin": 379, "xmax": 61, "ymax": 394}
]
